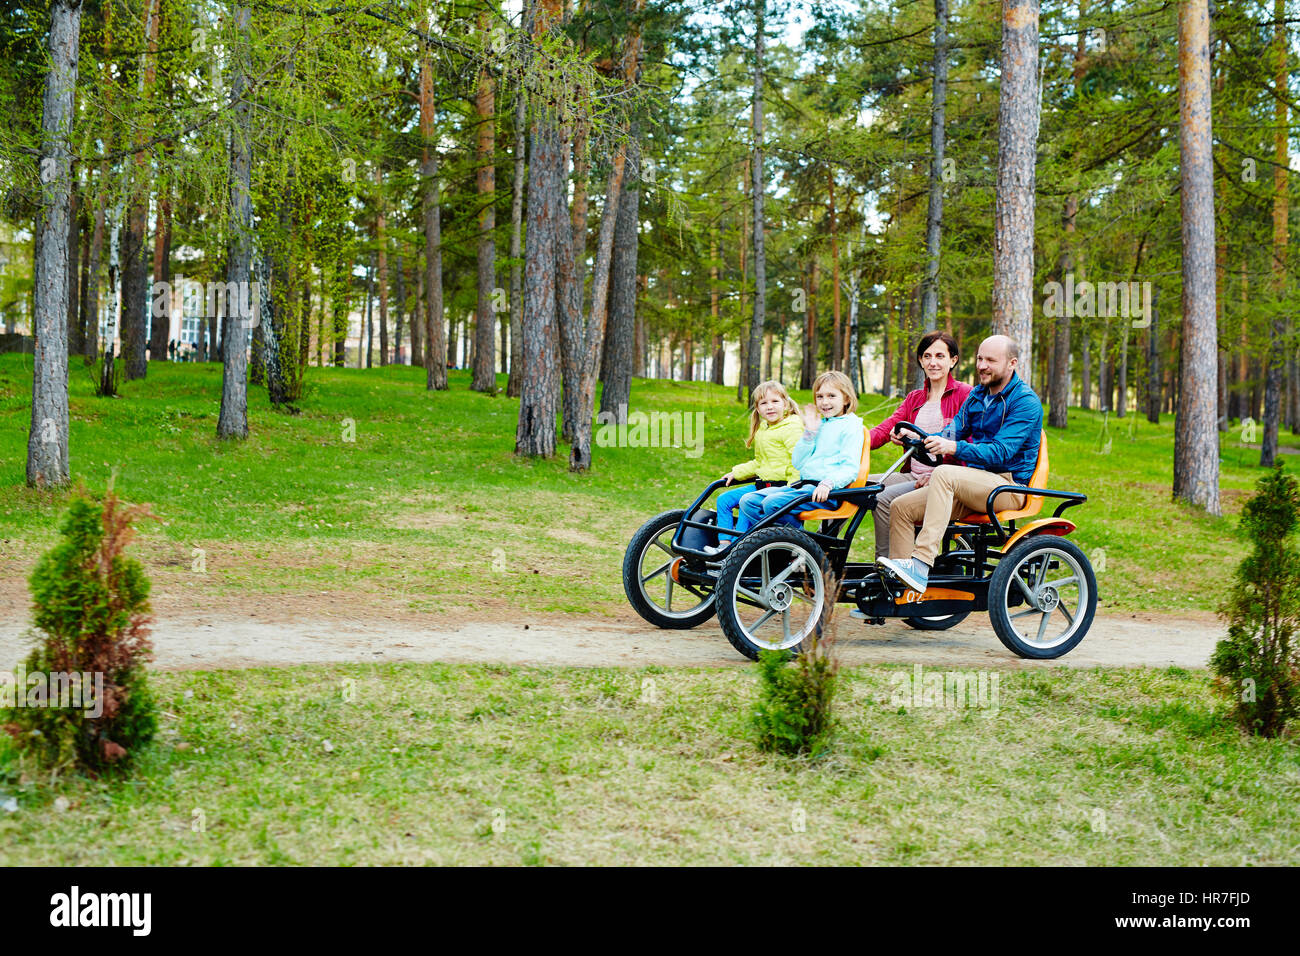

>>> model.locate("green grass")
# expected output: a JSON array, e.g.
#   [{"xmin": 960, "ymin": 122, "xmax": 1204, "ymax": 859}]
[
  {"xmin": 1, "ymin": 661, "xmax": 1295, "ymax": 865},
  {"xmin": 0, "ymin": 352, "xmax": 1295, "ymax": 614}
]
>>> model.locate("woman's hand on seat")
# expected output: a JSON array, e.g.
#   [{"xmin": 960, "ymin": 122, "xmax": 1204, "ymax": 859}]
[{"xmin": 914, "ymin": 472, "xmax": 931, "ymax": 488}]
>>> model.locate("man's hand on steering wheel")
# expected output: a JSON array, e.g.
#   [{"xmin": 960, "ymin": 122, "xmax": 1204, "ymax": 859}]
[{"xmin": 923, "ymin": 435, "xmax": 957, "ymax": 458}]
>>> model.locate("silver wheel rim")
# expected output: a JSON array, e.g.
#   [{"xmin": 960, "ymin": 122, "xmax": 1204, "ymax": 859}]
[
  {"xmin": 637, "ymin": 524, "xmax": 715, "ymax": 619},
  {"xmin": 1002, "ymin": 545, "xmax": 1089, "ymax": 651},
  {"xmin": 729, "ymin": 542, "xmax": 825, "ymax": 651}
]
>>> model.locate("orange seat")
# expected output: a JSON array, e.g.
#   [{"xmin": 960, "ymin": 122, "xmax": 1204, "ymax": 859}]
[
  {"xmin": 957, "ymin": 430, "xmax": 1048, "ymax": 525},
  {"xmin": 798, "ymin": 436, "xmax": 871, "ymax": 522}
]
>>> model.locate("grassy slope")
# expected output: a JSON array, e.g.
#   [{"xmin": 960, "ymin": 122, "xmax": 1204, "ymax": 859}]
[
  {"xmin": 1, "ymin": 662, "xmax": 1295, "ymax": 865},
  {"xmin": 0, "ymin": 352, "xmax": 1295, "ymax": 615}
]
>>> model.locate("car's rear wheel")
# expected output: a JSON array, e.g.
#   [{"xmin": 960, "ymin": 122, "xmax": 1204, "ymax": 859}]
[
  {"xmin": 622, "ymin": 510, "xmax": 716, "ymax": 629},
  {"xmin": 988, "ymin": 536, "xmax": 1096, "ymax": 659}
]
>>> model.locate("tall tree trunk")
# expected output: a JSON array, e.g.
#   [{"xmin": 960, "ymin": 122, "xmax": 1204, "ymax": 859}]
[
  {"xmin": 1230, "ymin": 263, "xmax": 1246, "ymax": 421},
  {"xmin": 847, "ymin": 260, "xmax": 862, "ymax": 392},
  {"xmin": 881, "ymin": 289, "xmax": 893, "ymax": 394},
  {"xmin": 122, "ymin": 0, "xmax": 161, "ymax": 380},
  {"xmin": 1117, "ymin": 328, "xmax": 1129, "ymax": 418},
  {"xmin": 1261, "ymin": 0, "xmax": 1289, "ymax": 467},
  {"xmin": 420, "ymin": 41, "xmax": 447, "ymax": 390},
  {"xmin": 83, "ymin": 162, "xmax": 105, "ymax": 363},
  {"xmin": 1215, "ymin": 227, "xmax": 1227, "ymax": 431},
  {"xmin": 376, "ymin": 170, "xmax": 389, "ymax": 366},
  {"xmin": 920, "ymin": 0, "xmax": 948, "ymax": 342},
  {"xmin": 394, "ymin": 250, "xmax": 405, "ymax": 364},
  {"xmin": 148, "ymin": 180, "xmax": 172, "ymax": 362},
  {"xmin": 297, "ymin": 245, "xmax": 311, "ymax": 378},
  {"xmin": 27, "ymin": 0, "xmax": 82, "ymax": 487},
  {"xmin": 409, "ymin": 253, "xmax": 423, "ymax": 368},
  {"xmin": 1172, "ymin": 0, "xmax": 1219, "ymax": 514},
  {"xmin": 251, "ymin": 300, "xmax": 267, "ymax": 383},
  {"xmin": 217, "ymin": 3, "xmax": 253, "ymax": 440},
  {"xmin": 516, "ymin": 0, "xmax": 565, "ymax": 457},
  {"xmin": 747, "ymin": 0, "xmax": 767, "ymax": 396},
  {"xmin": 827, "ymin": 169, "xmax": 842, "ymax": 370},
  {"xmin": 254, "ymin": 252, "xmax": 289, "ymax": 406},
  {"xmin": 121, "ymin": 198, "xmax": 149, "ymax": 377},
  {"xmin": 1079, "ymin": 329, "xmax": 1091, "ymax": 410},
  {"xmin": 708, "ymin": 230, "xmax": 724, "ymax": 385},
  {"xmin": 738, "ymin": 174, "xmax": 749, "ymax": 400},
  {"xmin": 599, "ymin": 134, "xmax": 640, "ymax": 422},
  {"xmin": 560, "ymin": 125, "xmax": 588, "ymax": 441},
  {"xmin": 66, "ymin": 184, "xmax": 82, "ymax": 360},
  {"xmin": 1048, "ymin": 15, "xmax": 1085, "ymax": 428},
  {"xmin": 472, "ymin": 9, "xmax": 498, "ymax": 393},
  {"xmin": 506, "ymin": 1, "xmax": 531, "ymax": 397},
  {"xmin": 800, "ymin": 263, "xmax": 814, "ymax": 389},
  {"xmin": 1146, "ymin": 288, "xmax": 1160, "ymax": 423},
  {"xmin": 634, "ymin": 280, "xmax": 646, "ymax": 378},
  {"xmin": 332, "ymin": 259, "xmax": 347, "ymax": 367},
  {"xmin": 570, "ymin": 129, "xmax": 631, "ymax": 471},
  {"xmin": 75, "ymin": 195, "xmax": 91, "ymax": 359},
  {"xmin": 1048, "ymin": 194, "xmax": 1076, "ymax": 428},
  {"xmin": 364, "ymin": 251, "xmax": 374, "ymax": 369},
  {"xmin": 101, "ymin": 209, "xmax": 122, "ymax": 394},
  {"xmin": 991, "ymin": 0, "xmax": 1040, "ymax": 381}
]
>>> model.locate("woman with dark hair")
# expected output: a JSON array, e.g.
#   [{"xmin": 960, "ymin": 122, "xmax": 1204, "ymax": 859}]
[{"xmin": 863, "ymin": 331, "xmax": 972, "ymax": 562}]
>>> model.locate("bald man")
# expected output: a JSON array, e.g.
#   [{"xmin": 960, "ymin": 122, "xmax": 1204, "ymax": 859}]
[{"xmin": 878, "ymin": 335, "xmax": 1043, "ymax": 594}]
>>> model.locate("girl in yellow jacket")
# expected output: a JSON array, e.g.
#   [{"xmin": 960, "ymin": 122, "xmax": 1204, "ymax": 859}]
[{"xmin": 706, "ymin": 381, "xmax": 802, "ymax": 554}]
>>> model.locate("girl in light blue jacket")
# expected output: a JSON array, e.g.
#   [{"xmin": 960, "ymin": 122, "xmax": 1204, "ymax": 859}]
[{"xmin": 725, "ymin": 371, "xmax": 865, "ymax": 545}]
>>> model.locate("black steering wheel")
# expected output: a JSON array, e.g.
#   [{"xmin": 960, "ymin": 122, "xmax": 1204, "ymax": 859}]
[{"xmin": 893, "ymin": 420, "xmax": 941, "ymax": 469}]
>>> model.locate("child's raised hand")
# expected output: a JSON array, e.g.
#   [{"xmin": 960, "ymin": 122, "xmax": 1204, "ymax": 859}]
[{"xmin": 800, "ymin": 406, "xmax": 821, "ymax": 434}]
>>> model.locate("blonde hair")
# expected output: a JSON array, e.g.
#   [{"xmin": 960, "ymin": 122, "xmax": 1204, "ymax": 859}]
[
  {"xmin": 811, "ymin": 370, "xmax": 858, "ymax": 415},
  {"xmin": 746, "ymin": 380, "xmax": 800, "ymax": 447}
]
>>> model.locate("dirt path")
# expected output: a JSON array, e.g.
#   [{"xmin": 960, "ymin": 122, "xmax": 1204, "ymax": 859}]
[{"xmin": 0, "ymin": 609, "xmax": 1225, "ymax": 671}]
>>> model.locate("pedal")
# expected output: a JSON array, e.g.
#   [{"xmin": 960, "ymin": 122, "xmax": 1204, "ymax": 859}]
[
  {"xmin": 847, "ymin": 608, "xmax": 885, "ymax": 626},
  {"xmin": 874, "ymin": 562, "xmax": 908, "ymax": 600}
]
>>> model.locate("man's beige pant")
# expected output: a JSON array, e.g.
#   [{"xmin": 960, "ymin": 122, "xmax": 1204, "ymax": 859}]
[
  {"xmin": 889, "ymin": 465, "xmax": 1026, "ymax": 566},
  {"xmin": 867, "ymin": 471, "xmax": 916, "ymax": 560}
]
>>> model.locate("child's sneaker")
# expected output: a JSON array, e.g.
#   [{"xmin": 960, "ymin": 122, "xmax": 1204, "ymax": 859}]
[
  {"xmin": 878, "ymin": 557, "xmax": 928, "ymax": 593},
  {"xmin": 703, "ymin": 540, "xmax": 733, "ymax": 556}
]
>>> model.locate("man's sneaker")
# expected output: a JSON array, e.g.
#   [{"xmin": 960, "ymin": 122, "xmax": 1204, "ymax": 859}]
[
  {"xmin": 703, "ymin": 540, "xmax": 733, "ymax": 556},
  {"xmin": 878, "ymin": 557, "xmax": 929, "ymax": 593}
]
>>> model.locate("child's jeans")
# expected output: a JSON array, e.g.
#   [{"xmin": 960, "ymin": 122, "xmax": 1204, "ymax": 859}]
[
  {"xmin": 737, "ymin": 485, "xmax": 836, "ymax": 535},
  {"xmin": 715, "ymin": 483, "xmax": 755, "ymax": 541},
  {"xmin": 718, "ymin": 480, "xmax": 787, "ymax": 541}
]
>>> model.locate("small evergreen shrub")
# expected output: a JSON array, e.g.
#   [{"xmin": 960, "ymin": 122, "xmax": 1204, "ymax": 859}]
[
  {"xmin": 752, "ymin": 615, "xmax": 840, "ymax": 757},
  {"xmin": 2, "ymin": 487, "xmax": 158, "ymax": 771},
  {"xmin": 1210, "ymin": 466, "xmax": 1300, "ymax": 737}
]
